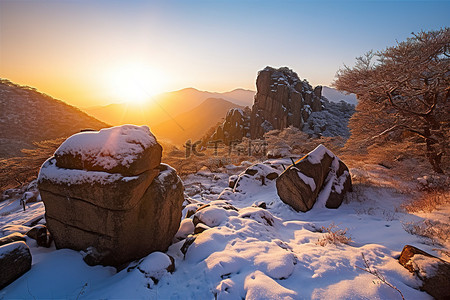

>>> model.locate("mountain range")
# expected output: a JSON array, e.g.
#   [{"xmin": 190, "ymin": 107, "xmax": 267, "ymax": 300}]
[
  {"xmin": 151, "ymin": 98, "xmax": 243, "ymax": 145},
  {"xmin": 0, "ymin": 78, "xmax": 357, "ymax": 157},
  {"xmin": 83, "ymin": 88, "xmax": 255, "ymax": 128}
]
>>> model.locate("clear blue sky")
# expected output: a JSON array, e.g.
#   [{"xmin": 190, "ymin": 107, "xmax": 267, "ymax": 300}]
[{"xmin": 1, "ymin": 0, "xmax": 449, "ymax": 106}]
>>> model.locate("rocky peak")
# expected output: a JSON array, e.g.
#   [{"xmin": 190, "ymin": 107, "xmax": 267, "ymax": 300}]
[
  {"xmin": 250, "ymin": 66, "xmax": 323, "ymax": 138},
  {"xmin": 204, "ymin": 66, "xmax": 355, "ymax": 145}
]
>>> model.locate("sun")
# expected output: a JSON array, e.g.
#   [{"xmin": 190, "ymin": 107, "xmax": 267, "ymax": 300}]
[{"xmin": 106, "ymin": 64, "xmax": 166, "ymax": 105}]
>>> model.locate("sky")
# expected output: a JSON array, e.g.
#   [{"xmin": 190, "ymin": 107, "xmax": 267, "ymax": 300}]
[{"xmin": 0, "ymin": 0, "xmax": 449, "ymax": 107}]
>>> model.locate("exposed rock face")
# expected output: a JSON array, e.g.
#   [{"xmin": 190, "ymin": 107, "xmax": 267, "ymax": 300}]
[
  {"xmin": 38, "ymin": 125, "xmax": 184, "ymax": 267},
  {"xmin": 204, "ymin": 67, "xmax": 355, "ymax": 145},
  {"xmin": 276, "ymin": 144, "xmax": 352, "ymax": 212},
  {"xmin": 212, "ymin": 107, "xmax": 251, "ymax": 144},
  {"xmin": 399, "ymin": 245, "xmax": 450, "ymax": 300},
  {"xmin": 250, "ymin": 67, "xmax": 323, "ymax": 138},
  {"xmin": 0, "ymin": 241, "xmax": 32, "ymax": 289}
]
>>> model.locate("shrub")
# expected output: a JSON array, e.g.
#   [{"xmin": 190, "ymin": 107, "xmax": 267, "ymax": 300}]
[{"xmin": 316, "ymin": 223, "xmax": 352, "ymax": 246}]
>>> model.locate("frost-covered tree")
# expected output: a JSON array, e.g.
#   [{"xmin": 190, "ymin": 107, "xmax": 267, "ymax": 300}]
[{"xmin": 334, "ymin": 28, "xmax": 450, "ymax": 173}]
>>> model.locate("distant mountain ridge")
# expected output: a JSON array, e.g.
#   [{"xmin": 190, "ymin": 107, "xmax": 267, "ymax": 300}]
[
  {"xmin": 322, "ymin": 86, "xmax": 357, "ymax": 105},
  {"xmin": 83, "ymin": 87, "xmax": 255, "ymax": 127},
  {"xmin": 152, "ymin": 98, "xmax": 244, "ymax": 145},
  {"xmin": 0, "ymin": 79, "xmax": 109, "ymax": 158}
]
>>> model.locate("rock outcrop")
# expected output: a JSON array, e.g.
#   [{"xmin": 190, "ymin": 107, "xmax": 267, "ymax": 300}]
[
  {"xmin": 0, "ymin": 241, "xmax": 32, "ymax": 289},
  {"xmin": 211, "ymin": 107, "xmax": 251, "ymax": 144},
  {"xmin": 399, "ymin": 245, "xmax": 450, "ymax": 300},
  {"xmin": 276, "ymin": 144, "xmax": 352, "ymax": 212},
  {"xmin": 302, "ymin": 98, "xmax": 355, "ymax": 138},
  {"xmin": 250, "ymin": 67, "xmax": 323, "ymax": 138},
  {"xmin": 38, "ymin": 125, "xmax": 184, "ymax": 267},
  {"xmin": 203, "ymin": 67, "xmax": 355, "ymax": 146}
]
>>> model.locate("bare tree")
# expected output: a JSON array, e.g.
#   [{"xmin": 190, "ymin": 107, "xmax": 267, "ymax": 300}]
[{"xmin": 334, "ymin": 28, "xmax": 449, "ymax": 173}]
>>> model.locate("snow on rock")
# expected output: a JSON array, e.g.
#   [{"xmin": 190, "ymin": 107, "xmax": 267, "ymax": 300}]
[
  {"xmin": 238, "ymin": 207, "xmax": 278, "ymax": 227},
  {"xmin": 276, "ymin": 144, "xmax": 352, "ymax": 212},
  {"xmin": 54, "ymin": 124, "xmax": 162, "ymax": 176},
  {"xmin": 193, "ymin": 205, "xmax": 239, "ymax": 228},
  {"xmin": 174, "ymin": 218, "xmax": 195, "ymax": 241},
  {"xmin": 398, "ymin": 244, "xmax": 450, "ymax": 299},
  {"xmin": 56, "ymin": 125, "xmax": 155, "ymax": 168},
  {"xmin": 302, "ymin": 98, "xmax": 355, "ymax": 138},
  {"xmin": 244, "ymin": 270, "xmax": 297, "ymax": 300},
  {"xmin": 0, "ymin": 241, "xmax": 32, "ymax": 290},
  {"xmin": 38, "ymin": 157, "xmax": 135, "ymax": 186},
  {"xmin": 136, "ymin": 251, "xmax": 174, "ymax": 280},
  {"xmin": 306, "ymin": 144, "xmax": 335, "ymax": 164},
  {"xmin": 232, "ymin": 163, "xmax": 281, "ymax": 193}
]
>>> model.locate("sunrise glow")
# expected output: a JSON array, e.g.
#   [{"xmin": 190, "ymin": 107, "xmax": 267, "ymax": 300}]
[{"xmin": 105, "ymin": 64, "xmax": 167, "ymax": 105}]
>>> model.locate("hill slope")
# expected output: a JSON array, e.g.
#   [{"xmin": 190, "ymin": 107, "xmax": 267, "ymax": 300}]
[
  {"xmin": 84, "ymin": 88, "xmax": 254, "ymax": 127},
  {"xmin": 152, "ymin": 98, "xmax": 243, "ymax": 145},
  {"xmin": 0, "ymin": 79, "xmax": 109, "ymax": 158}
]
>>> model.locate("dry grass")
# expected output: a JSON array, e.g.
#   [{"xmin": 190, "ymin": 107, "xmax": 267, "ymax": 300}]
[
  {"xmin": 402, "ymin": 175, "xmax": 450, "ymax": 213},
  {"xmin": 316, "ymin": 223, "xmax": 353, "ymax": 246},
  {"xmin": 402, "ymin": 219, "xmax": 450, "ymax": 246},
  {"xmin": 0, "ymin": 138, "xmax": 65, "ymax": 194}
]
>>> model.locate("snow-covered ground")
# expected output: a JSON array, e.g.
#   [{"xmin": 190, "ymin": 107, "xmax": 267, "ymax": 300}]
[{"xmin": 1, "ymin": 158, "xmax": 448, "ymax": 299}]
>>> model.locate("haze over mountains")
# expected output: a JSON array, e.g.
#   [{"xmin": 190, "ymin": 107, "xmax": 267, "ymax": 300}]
[
  {"xmin": 152, "ymin": 98, "xmax": 244, "ymax": 145},
  {"xmin": 84, "ymin": 86, "xmax": 356, "ymax": 145},
  {"xmin": 0, "ymin": 79, "xmax": 109, "ymax": 158},
  {"xmin": 0, "ymin": 78, "xmax": 358, "ymax": 155},
  {"xmin": 83, "ymin": 88, "xmax": 256, "ymax": 127}
]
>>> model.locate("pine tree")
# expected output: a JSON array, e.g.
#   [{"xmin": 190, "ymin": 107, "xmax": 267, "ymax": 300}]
[{"xmin": 335, "ymin": 28, "xmax": 450, "ymax": 173}]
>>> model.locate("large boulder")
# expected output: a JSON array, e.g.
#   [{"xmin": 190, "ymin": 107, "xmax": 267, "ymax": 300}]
[
  {"xmin": 38, "ymin": 125, "xmax": 184, "ymax": 267},
  {"xmin": 0, "ymin": 241, "xmax": 32, "ymax": 289},
  {"xmin": 399, "ymin": 245, "xmax": 450, "ymax": 300},
  {"xmin": 276, "ymin": 144, "xmax": 352, "ymax": 212}
]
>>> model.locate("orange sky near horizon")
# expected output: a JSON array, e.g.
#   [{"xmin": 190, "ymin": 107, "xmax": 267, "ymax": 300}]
[{"xmin": 1, "ymin": 1, "xmax": 448, "ymax": 108}]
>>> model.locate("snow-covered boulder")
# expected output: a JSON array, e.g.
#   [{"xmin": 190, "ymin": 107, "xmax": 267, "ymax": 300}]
[
  {"xmin": 276, "ymin": 144, "xmax": 352, "ymax": 212},
  {"xmin": 399, "ymin": 245, "xmax": 450, "ymax": 300},
  {"xmin": 38, "ymin": 125, "xmax": 184, "ymax": 267},
  {"xmin": 54, "ymin": 125, "xmax": 162, "ymax": 176},
  {"xmin": 0, "ymin": 241, "xmax": 32, "ymax": 289},
  {"xmin": 233, "ymin": 163, "xmax": 280, "ymax": 192}
]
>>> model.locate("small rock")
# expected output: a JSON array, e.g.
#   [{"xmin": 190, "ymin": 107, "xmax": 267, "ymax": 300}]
[
  {"xmin": 194, "ymin": 223, "xmax": 211, "ymax": 234},
  {"xmin": 26, "ymin": 225, "xmax": 52, "ymax": 247},
  {"xmin": 181, "ymin": 235, "xmax": 196, "ymax": 256},
  {"xmin": 0, "ymin": 241, "xmax": 32, "ymax": 289},
  {"xmin": 266, "ymin": 172, "xmax": 278, "ymax": 180},
  {"xmin": 399, "ymin": 245, "xmax": 450, "ymax": 300}
]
